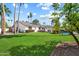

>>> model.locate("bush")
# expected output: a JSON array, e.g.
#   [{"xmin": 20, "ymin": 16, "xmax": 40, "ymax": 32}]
[
  {"xmin": 26, "ymin": 30, "xmax": 34, "ymax": 32},
  {"xmin": 9, "ymin": 40, "xmax": 61, "ymax": 56}
]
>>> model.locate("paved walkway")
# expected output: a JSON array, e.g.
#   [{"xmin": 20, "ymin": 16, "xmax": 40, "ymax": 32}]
[{"xmin": 50, "ymin": 42, "xmax": 79, "ymax": 56}]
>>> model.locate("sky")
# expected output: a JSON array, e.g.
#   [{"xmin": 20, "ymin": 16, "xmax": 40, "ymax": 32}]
[{"xmin": 5, "ymin": 3, "xmax": 64, "ymax": 27}]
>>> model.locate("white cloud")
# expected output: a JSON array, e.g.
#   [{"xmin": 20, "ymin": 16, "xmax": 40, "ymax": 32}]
[
  {"xmin": 33, "ymin": 13, "xmax": 36, "ymax": 16},
  {"xmin": 39, "ymin": 13, "xmax": 60, "ymax": 21},
  {"xmin": 13, "ymin": 3, "xmax": 15, "ymax": 7},
  {"xmin": 37, "ymin": 3, "xmax": 52, "ymax": 10},
  {"xmin": 41, "ymin": 7, "xmax": 49, "ymax": 10},
  {"xmin": 27, "ymin": 12, "xmax": 29, "ymax": 16},
  {"xmin": 6, "ymin": 16, "xmax": 10, "ymax": 19},
  {"xmin": 40, "ymin": 14, "xmax": 51, "ymax": 18},
  {"xmin": 49, "ymin": 10, "xmax": 54, "ymax": 14},
  {"xmin": 49, "ymin": 10, "xmax": 62, "ymax": 14},
  {"xmin": 24, "ymin": 4, "xmax": 28, "ymax": 9},
  {"xmin": 16, "ymin": 10, "xmax": 23, "ymax": 14},
  {"xmin": 13, "ymin": 3, "xmax": 18, "ymax": 8},
  {"xmin": 40, "ymin": 15, "xmax": 46, "ymax": 18},
  {"xmin": 37, "ymin": 3, "xmax": 52, "ymax": 7},
  {"xmin": 40, "ymin": 13, "xmax": 58, "ymax": 18}
]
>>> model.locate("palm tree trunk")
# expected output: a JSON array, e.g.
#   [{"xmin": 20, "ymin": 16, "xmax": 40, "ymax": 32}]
[
  {"xmin": 1, "ymin": 3, "xmax": 6, "ymax": 35},
  {"xmin": 17, "ymin": 4, "xmax": 21, "ymax": 33},
  {"xmin": 14, "ymin": 3, "xmax": 16, "ymax": 34}
]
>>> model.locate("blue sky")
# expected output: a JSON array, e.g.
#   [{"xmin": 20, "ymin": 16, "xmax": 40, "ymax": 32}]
[{"xmin": 5, "ymin": 3, "xmax": 64, "ymax": 27}]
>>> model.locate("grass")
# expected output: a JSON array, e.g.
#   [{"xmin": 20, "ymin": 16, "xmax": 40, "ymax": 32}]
[{"xmin": 0, "ymin": 32, "xmax": 78, "ymax": 56}]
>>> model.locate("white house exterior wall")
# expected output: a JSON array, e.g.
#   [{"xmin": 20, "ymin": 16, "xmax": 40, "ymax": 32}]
[
  {"xmin": 34, "ymin": 27, "xmax": 39, "ymax": 32},
  {"xmin": 0, "ymin": 28, "xmax": 1, "ymax": 33},
  {"xmin": 32, "ymin": 27, "xmax": 39, "ymax": 32},
  {"xmin": 32, "ymin": 27, "xmax": 35, "ymax": 30},
  {"xmin": 45, "ymin": 28, "xmax": 48, "ymax": 32},
  {"xmin": 0, "ymin": 28, "xmax": 9, "ymax": 33},
  {"xmin": 25, "ymin": 27, "xmax": 29, "ymax": 30}
]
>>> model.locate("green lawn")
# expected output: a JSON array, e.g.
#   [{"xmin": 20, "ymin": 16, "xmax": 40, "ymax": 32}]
[{"xmin": 0, "ymin": 32, "xmax": 78, "ymax": 56}]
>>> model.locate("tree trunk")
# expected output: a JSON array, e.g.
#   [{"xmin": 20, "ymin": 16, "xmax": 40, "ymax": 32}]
[
  {"xmin": 17, "ymin": 4, "xmax": 21, "ymax": 33},
  {"xmin": 1, "ymin": 3, "xmax": 6, "ymax": 35},
  {"xmin": 14, "ymin": 3, "xmax": 16, "ymax": 34},
  {"xmin": 70, "ymin": 31, "xmax": 79, "ymax": 46},
  {"xmin": 67, "ymin": 12, "xmax": 79, "ymax": 46}
]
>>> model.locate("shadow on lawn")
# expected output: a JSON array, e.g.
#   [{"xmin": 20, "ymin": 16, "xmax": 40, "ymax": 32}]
[
  {"xmin": 8, "ymin": 40, "xmax": 61, "ymax": 56},
  {"xmin": 0, "ymin": 35, "xmax": 26, "ymax": 39}
]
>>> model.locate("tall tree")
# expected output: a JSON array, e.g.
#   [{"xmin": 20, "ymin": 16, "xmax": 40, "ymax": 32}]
[
  {"xmin": 0, "ymin": 4, "xmax": 11, "ymax": 16},
  {"xmin": 14, "ymin": 3, "xmax": 16, "ymax": 34},
  {"xmin": 62, "ymin": 3, "xmax": 79, "ymax": 45},
  {"xmin": 17, "ymin": 3, "xmax": 24, "ymax": 33},
  {"xmin": 51, "ymin": 3, "xmax": 79, "ymax": 45},
  {"xmin": 51, "ymin": 3, "xmax": 60, "ymax": 34},
  {"xmin": 29, "ymin": 12, "xmax": 32, "ymax": 23},
  {"xmin": 27, "ymin": 15, "xmax": 30, "ymax": 22},
  {"xmin": 0, "ymin": 3, "xmax": 11, "ymax": 34},
  {"xmin": 1, "ymin": 3, "xmax": 6, "ymax": 34},
  {"xmin": 59, "ymin": 3, "xmax": 79, "ymax": 45}
]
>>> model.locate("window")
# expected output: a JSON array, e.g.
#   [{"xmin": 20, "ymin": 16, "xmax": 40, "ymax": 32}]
[{"xmin": 29, "ymin": 26, "xmax": 32, "ymax": 30}]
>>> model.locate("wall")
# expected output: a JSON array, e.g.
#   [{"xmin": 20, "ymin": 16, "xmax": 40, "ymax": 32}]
[
  {"xmin": 0, "ymin": 28, "xmax": 9, "ymax": 33},
  {"xmin": 34, "ymin": 27, "xmax": 39, "ymax": 32},
  {"xmin": 32, "ymin": 27, "xmax": 39, "ymax": 32}
]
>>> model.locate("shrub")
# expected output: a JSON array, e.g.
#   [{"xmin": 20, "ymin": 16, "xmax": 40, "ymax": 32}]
[
  {"xmin": 26, "ymin": 30, "xmax": 34, "ymax": 32},
  {"xmin": 9, "ymin": 40, "xmax": 61, "ymax": 56}
]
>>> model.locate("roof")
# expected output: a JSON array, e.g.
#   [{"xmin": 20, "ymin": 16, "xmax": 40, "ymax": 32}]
[
  {"xmin": 41, "ymin": 25, "xmax": 52, "ymax": 28},
  {"xmin": 15, "ymin": 21, "xmax": 52, "ymax": 28},
  {"xmin": 19, "ymin": 21, "xmax": 41, "ymax": 27}
]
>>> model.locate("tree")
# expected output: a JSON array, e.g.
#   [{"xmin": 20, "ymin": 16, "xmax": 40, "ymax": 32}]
[
  {"xmin": 53, "ymin": 17, "xmax": 60, "ymax": 34},
  {"xmin": 62, "ymin": 4, "xmax": 79, "ymax": 31},
  {"xmin": 51, "ymin": 3, "xmax": 60, "ymax": 34},
  {"xmin": 14, "ymin": 3, "xmax": 17, "ymax": 34},
  {"xmin": 32, "ymin": 19, "xmax": 39, "ymax": 25},
  {"xmin": 0, "ymin": 4, "xmax": 11, "ymax": 16},
  {"xmin": 0, "ymin": 3, "xmax": 11, "ymax": 34},
  {"xmin": 1, "ymin": 3, "xmax": 6, "ymax": 34},
  {"xmin": 17, "ymin": 3, "xmax": 24, "ymax": 33},
  {"xmin": 27, "ymin": 15, "xmax": 30, "ymax": 22},
  {"xmin": 61, "ymin": 3, "xmax": 79, "ymax": 45},
  {"xmin": 52, "ymin": 3, "xmax": 59, "ymax": 10},
  {"xmin": 51, "ymin": 3, "xmax": 79, "ymax": 45},
  {"xmin": 29, "ymin": 12, "xmax": 32, "ymax": 23}
]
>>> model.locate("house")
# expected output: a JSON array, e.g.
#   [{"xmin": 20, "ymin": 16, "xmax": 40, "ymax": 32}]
[
  {"xmin": 12, "ymin": 21, "xmax": 52, "ymax": 33},
  {"xmin": 0, "ymin": 27, "xmax": 9, "ymax": 34}
]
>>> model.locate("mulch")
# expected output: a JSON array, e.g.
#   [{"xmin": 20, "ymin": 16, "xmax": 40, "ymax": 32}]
[{"xmin": 50, "ymin": 42, "xmax": 79, "ymax": 56}]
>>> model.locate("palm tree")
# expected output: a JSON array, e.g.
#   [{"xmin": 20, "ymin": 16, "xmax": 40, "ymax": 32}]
[
  {"xmin": 14, "ymin": 3, "xmax": 16, "ymax": 34},
  {"xmin": 1, "ymin": 3, "xmax": 6, "ymax": 34},
  {"xmin": 29, "ymin": 12, "xmax": 32, "ymax": 23},
  {"xmin": 0, "ymin": 3, "xmax": 11, "ymax": 34},
  {"xmin": 27, "ymin": 15, "xmax": 30, "ymax": 22},
  {"xmin": 17, "ymin": 3, "xmax": 24, "ymax": 33},
  {"xmin": 0, "ymin": 4, "xmax": 11, "ymax": 16}
]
